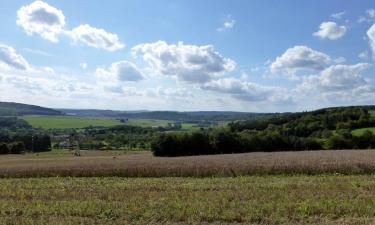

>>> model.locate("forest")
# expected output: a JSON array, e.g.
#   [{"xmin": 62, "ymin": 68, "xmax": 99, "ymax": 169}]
[{"xmin": 152, "ymin": 107, "xmax": 375, "ymax": 156}]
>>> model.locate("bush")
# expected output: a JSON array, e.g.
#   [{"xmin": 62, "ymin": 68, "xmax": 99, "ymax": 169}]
[
  {"xmin": 9, "ymin": 142, "xmax": 25, "ymax": 154},
  {"xmin": 0, "ymin": 143, "xmax": 9, "ymax": 154}
]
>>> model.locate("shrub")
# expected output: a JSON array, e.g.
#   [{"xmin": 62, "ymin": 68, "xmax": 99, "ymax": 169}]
[
  {"xmin": 9, "ymin": 142, "xmax": 25, "ymax": 154},
  {"xmin": 0, "ymin": 143, "xmax": 9, "ymax": 154}
]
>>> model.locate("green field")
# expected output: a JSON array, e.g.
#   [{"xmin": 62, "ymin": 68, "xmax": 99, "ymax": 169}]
[
  {"xmin": 352, "ymin": 127, "xmax": 375, "ymax": 136},
  {"xmin": 124, "ymin": 118, "xmax": 200, "ymax": 130},
  {"xmin": 351, "ymin": 111, "xmax": 375, "ymax": 136},
  {"xmin": 22, "ymin": 115, "xmax": 123, "ymax": 129},
  {"xmin": 123, "ymin": 119, "xmax": 172, "ymax": 127},
  {"xmin": 1, "ymin": 175, "xmax": 375, "ymax": 224}
]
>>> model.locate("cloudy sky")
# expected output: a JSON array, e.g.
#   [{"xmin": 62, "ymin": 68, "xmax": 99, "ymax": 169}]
[{"xmin": 0, "ymin": 0, "xmax": 375, "ymax": 112}]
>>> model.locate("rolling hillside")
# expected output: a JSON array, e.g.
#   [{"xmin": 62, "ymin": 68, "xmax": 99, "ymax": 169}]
[{"xmin": 0, "ymin": 102, "xmax": 62, "ymax": 116}]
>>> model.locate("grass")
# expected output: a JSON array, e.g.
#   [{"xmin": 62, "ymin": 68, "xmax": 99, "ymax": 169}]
[
  {"xmin": 2, "ymin": 150, "xmax": 375, "ymax": 177},
  {"xmin": 21, "ymin": 115, "xmax": 123, "ymax": 129},
  {"xmin": 123, "ymin": 119, "xmax": 172, "ymax": 127},
  {"xmin": 124, "ymin": 118, "xmax": 200, "ymax": 131},
  {"xmin": 352, "ymin": 127, "xmax": 375, "ymax": 136},
  {"xmin": 1, "ymin": 175, "xmax": 375, "ymax": 224},
  {"xmin": 351, "ymin": 111, "xmax": 375, "ymax": 136}
]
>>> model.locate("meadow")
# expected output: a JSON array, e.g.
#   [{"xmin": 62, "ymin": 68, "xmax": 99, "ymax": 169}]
[
  {"xmin": 21, "ymin": 115, "xmax": 124, "ymax": 129},
  {"xmin": 1, "ymin": 175, "xmax": 375, "ymax": 224}
]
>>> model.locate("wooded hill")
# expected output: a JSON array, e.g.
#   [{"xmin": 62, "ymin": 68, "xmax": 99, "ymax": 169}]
[{"xmin": 0, "ymin": 102, "xmax": 62, "ymax": 116}]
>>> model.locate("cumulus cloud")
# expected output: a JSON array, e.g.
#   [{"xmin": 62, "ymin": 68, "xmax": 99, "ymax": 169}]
[
  {"xmin": 331, "ymin": 11, "xmax": 346, "ymax": 20},
  {"xmin": 96, "ymin": 61, "xmax": 143, "ymax": 82},
  {"xmin": 69, "ymin": 24, "xmax": 124, "ymax": 51},
  {"xmin": 17, "ymin": 1, "xmax": 124, "ymax": 51},
  {"xmin": 0, "ymin": 45, "xmax": 30, "ymax": 70},
  {"xmin": 16, "ymin": 0, "xmax": 65, "ymax": 42},
  {"xmin": 367, "ymin": 24, "xmax": 375, "ymax": 59},
  {"xmin": 202, "ymin": 77, "xmax": 287, "ymax": 102},
  {"xmin": 270, "ymin": 46, "xmax": 331, "ymax": 75},
  {"xmin": 132, "ymin": 41, "xmax": 236, "ymax": 83},
  {"xmin": 298, "ymin": 63, "xmax": 371, "ymax": 93},
  {"xmin": 313, "ymin": 22, "xmax": 347, "ymax": 40}
]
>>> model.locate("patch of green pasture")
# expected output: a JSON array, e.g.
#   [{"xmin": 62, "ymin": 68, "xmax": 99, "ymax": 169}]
[
  {"xmin": 21, "ymin": 115, "xmax": 123, "ymax": 129},
  {"xmin": 352, "ymin": 127, "xmax": 375, "ymax": 136},
  {"xmin": 124, "ymin": 119, "xmax": 172, "ymax": 127}
]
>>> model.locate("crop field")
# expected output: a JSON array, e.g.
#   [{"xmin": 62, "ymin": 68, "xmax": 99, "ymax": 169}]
[
  {"xmin": 21, "ymin": 115, "xmax": 123, "ymax": 129},
  {"xmin": 2, "ymin": 150, "xmax": 375, "ymax": 224},
  {"xmin": 1, "ymin": 175, "xmax": 375, "ymax": 224},
  {"xmin": 2, "ymin": 150, "xmax": 375, "ymax": 177},
  {"xmin": 123, "ymin": 119, "xmax": 172, "ymax": 127},
  {"xmin": 124, "ymin": 119, "xmax": 200, "ymax": 130}
]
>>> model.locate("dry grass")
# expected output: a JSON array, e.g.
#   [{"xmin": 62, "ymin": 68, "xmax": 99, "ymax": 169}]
[
  {"xmin": 1, "ymin": 176, "xmax": 375, "ymax": 224},
  {"xmin": 1, "ymin": 150, "xmax": 375, "ymax": 177}
]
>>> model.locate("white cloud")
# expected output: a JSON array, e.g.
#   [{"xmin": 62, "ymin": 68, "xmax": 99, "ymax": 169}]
[
  {"xmin": 270, "ymin": 46, "xmax": 331, "ymax": 75},
  {"xmin": 132, "ymin": 41, "xmax": 236, "ymax": 83},
  {"xmin": 80, "ymin": 62, "xmax": 87, "ymax": 69},
  {"xmin": 16, "ymin": 0, "xmax": 65, "ymax": 42},
  {"xmin": 313, "ymin": 22, "xmax": 347, "ymax": 40},
  {"xmin": 331, "ymin": 11, "xmax": 346, "ymax": 20},
  {"xmin": 202, "ymin": 77, "xmax": 288, "ymax": 102},
  {"xmin": 17, "ymin": 1, "xmax": 124, "ymax": 51},
  {"xmin": 358, "ymin": 51, "xmax": 369, "ymax": 59},
  {"xmin": 358, "ymin": 9, "xmax": 375, "ymax": 23},
  {"xmin": 43, "ymin": 67, "xmax": 55, "ymax": 74},
  {"xmin": 96, "ymin": 61, "xmax": 143, "ymax": 82},
  {"xmin": 367, "ymin": 24, "xmax": 375, "ymax": 59},
  {"xmin": 0, "ymin": 45, "xmax": 30, "ymax": 70},
  {"xmin": 69, "ymin": 24, "xmax": 124, "ymax": 51},
  {"xmin": 298, "ymin": 63, "xmax": 371, "ymax": 93},
  {"xmin": 217, "ymin": 15, "xmax": 235, "ymax": 31},
  {"xmin": 367, "ymin": 9, "xmax": 375, "ymax": 18}
]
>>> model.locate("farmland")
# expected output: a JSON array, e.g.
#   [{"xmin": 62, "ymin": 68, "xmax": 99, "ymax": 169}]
[
  {"xmin": 21, "ymin": 115, "xmax": 124, "ymax": 129},
  {"xmin": 1, "ymin": 175, "xmax": 375, "ymax": 224},
  {"xmin": 2, "ymin": 150, "xmax": 375, "ymax": 177},
  {"xmin": 2, "ymin": 150, "xmax": 375, "ymax": 224}
]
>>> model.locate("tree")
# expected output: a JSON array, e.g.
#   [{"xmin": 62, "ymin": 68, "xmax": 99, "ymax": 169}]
[
  {"xmin": 0, "ymin": 143, "xmax": 9, "ymax": 155},
  {"xmin": 9, "ymin": 142, "xmax": 25, "ymax": 154}
]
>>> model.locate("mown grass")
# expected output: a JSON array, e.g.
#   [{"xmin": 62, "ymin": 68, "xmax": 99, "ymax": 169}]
[
  {"xmin": 21, "ymin": 115, "xmax": 123, "ymax": 129},
  {"xmin": 0, "ymin": 175, "xmax": 375, "ymax": 224}
]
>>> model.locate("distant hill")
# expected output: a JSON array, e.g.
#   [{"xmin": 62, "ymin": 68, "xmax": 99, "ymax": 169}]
[
  {"xmin": 59, "ymin": 109, "xmax": 272, "ymax": 122},
  {"xmin": 0, "ymin": 102, "xmax": 62, "ymax": 116}
]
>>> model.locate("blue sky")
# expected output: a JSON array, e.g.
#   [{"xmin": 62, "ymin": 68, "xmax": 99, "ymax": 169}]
[{"xmin": 0, "ymin": 0, "xmax": 375, "ymax": 112}]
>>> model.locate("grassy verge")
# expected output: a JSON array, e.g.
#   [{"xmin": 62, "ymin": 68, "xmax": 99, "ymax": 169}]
[{"xmin": 0, "ymin": 175, "xmax": 375, "ymax": 224}]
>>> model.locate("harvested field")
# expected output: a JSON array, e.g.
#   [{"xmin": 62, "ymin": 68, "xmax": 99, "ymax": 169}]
[
  {"xmin": 1, "ymin": 175, "xmax": 375, "ymax": 224},
  {"xmin": 1, "ymin": 150, "xmax": 375, "ymax": 177}
]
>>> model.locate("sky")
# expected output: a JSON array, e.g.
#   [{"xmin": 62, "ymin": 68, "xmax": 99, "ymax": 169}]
[{"xmin": 0, "ymin": 0, "xmax": 375, "ymax": 112}]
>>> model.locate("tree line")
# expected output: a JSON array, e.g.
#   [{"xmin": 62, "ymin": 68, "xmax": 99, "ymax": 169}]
[{"xmin": 152, "ymin": 107, "xmax": 375, "ymax": 156}]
